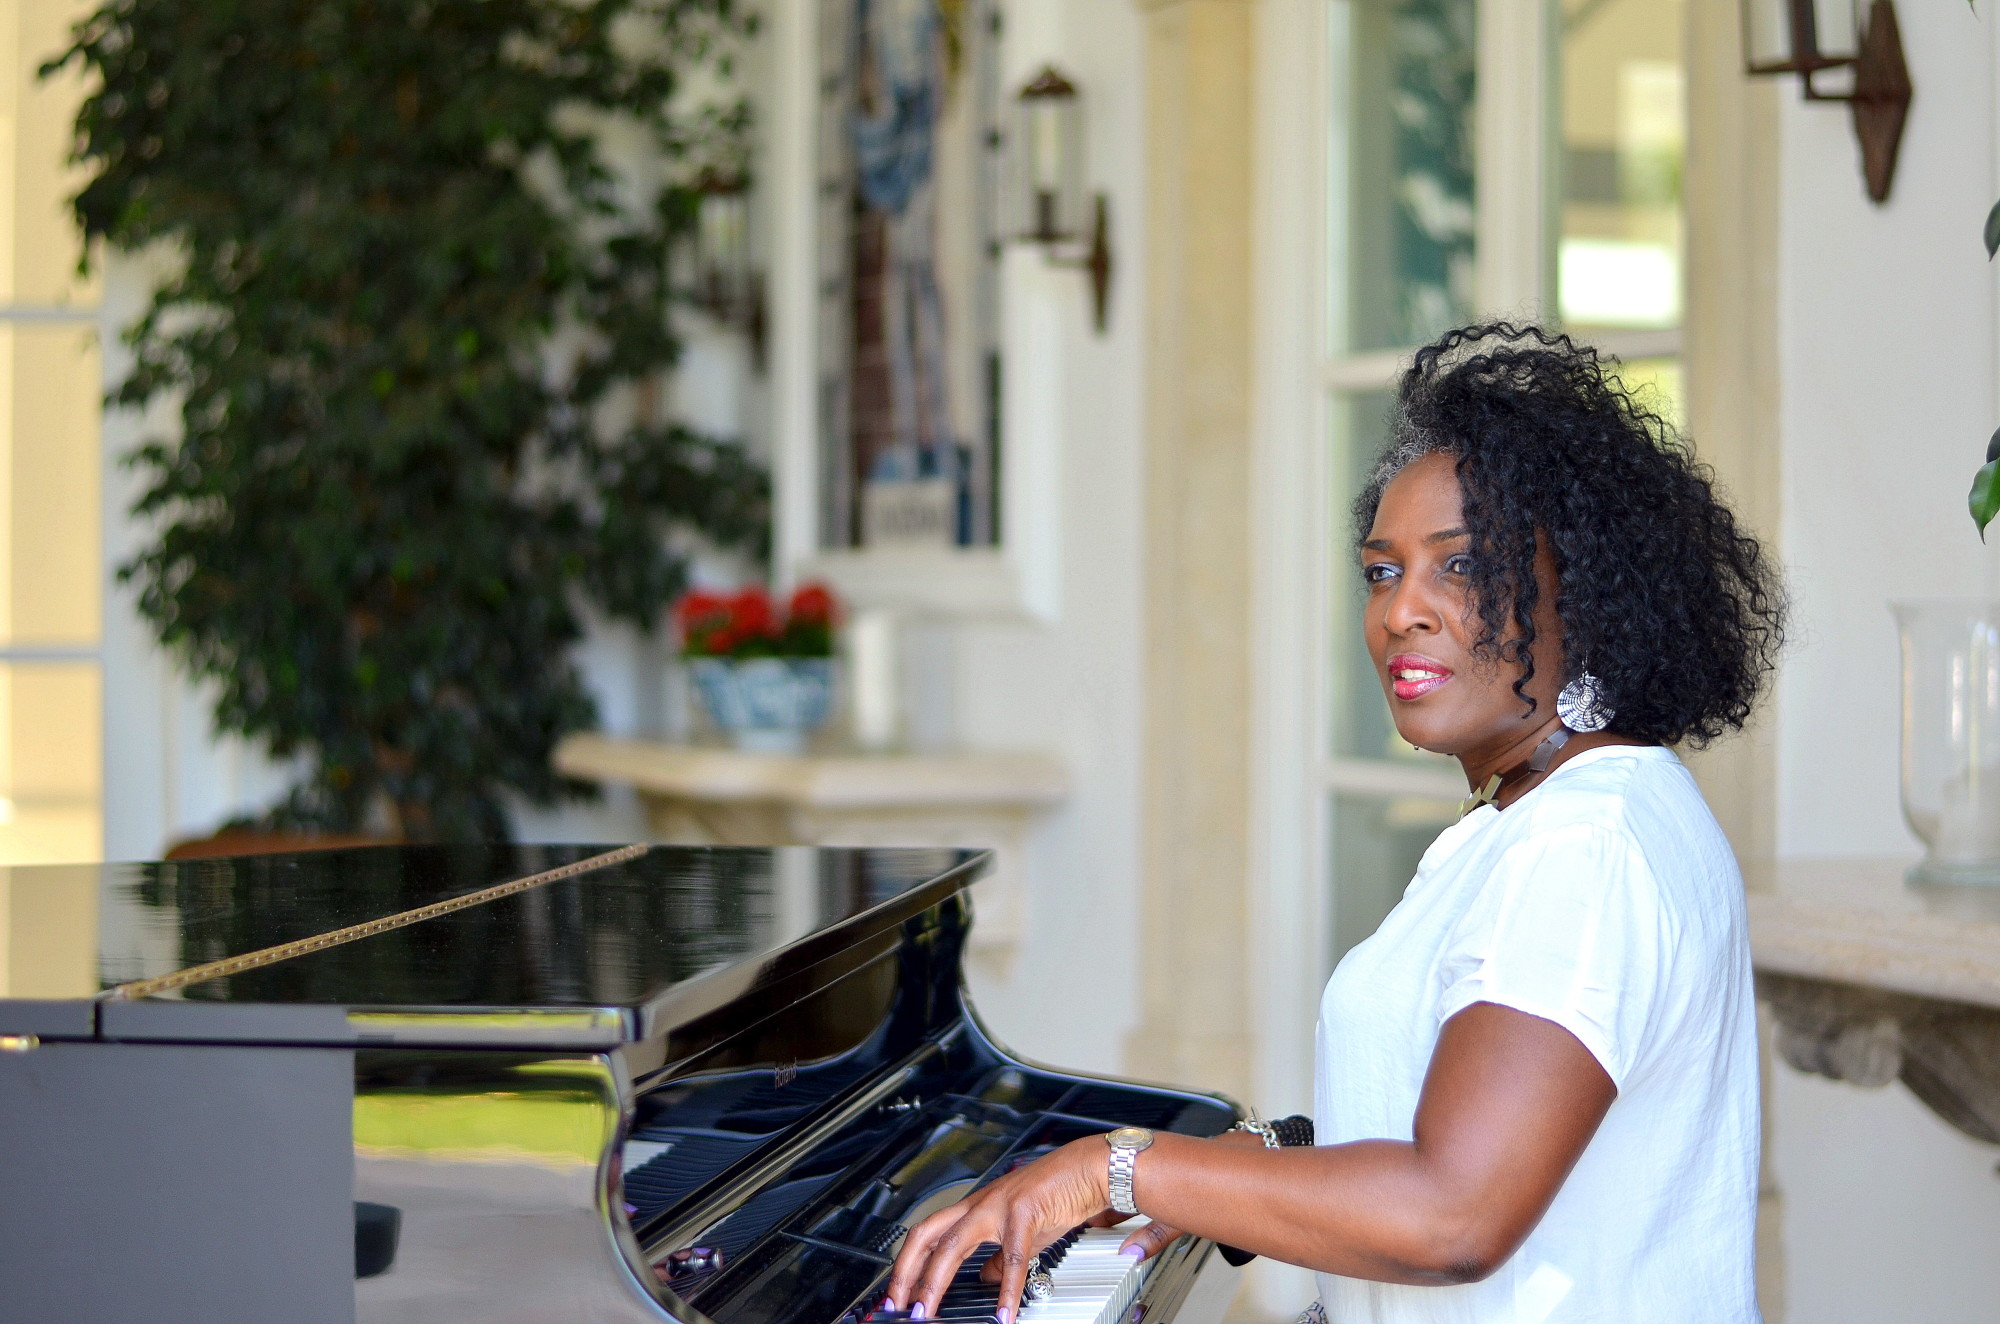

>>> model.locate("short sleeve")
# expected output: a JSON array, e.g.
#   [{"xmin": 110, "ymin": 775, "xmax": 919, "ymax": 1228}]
[{"xmin": 1434, "ymin": 822, "xmax": 1673, "ymax": 1090}]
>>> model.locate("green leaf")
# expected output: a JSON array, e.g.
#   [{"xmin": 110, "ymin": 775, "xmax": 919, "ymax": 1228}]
[
  {"xmin": 1986, "ymin": 198, "xmax": 2000, "ymax": 259},
  {"xmin": 1972, "ymin": 458, "xmax": 2000, "ymax": 540}
]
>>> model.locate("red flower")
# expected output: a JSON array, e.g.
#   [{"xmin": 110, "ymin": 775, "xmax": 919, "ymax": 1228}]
[
  {"xmin": 787, "ymin": 582, "xmax": 838, "ymax": 626},
  {"xmin": 674, "ymin": 589, "xmax": 726, "ymax": 630},
  {"xmin": 675, "ymin": 582, "xmax": 839, "ymax": 658},
  {"xmin": 728, "ymin": 586, "xmax": 778, "ymax": 638}
]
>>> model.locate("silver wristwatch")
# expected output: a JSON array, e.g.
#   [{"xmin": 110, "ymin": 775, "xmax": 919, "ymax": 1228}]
[{"xmin": 1105, "ymin": 1126, "xmax": 1155, "ymax": 1216}]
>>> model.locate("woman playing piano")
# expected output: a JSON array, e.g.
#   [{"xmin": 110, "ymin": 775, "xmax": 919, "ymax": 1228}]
[{"xmin": 886, "ymin": 324, "xmax": 1785, "ymax": 1323}]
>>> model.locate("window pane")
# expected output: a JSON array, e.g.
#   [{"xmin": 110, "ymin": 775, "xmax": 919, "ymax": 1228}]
[
  {"xmin": 0, "ymin": 323, "xmax": 101, "ymax": 647},
  {"xmin": 1, "ymin": 0, "xmax": 100, "ymax": 309},
  {"xmin": 1331, "ymin": 0, "xmax": 1478, "ymax": 354},
  {"xmin": 0, "ymin": 661, "xmax": 100, "ymax": 866},
  {"xmin": 1556, "ymin": 0, "xmax": 1684, "ymax": 330},
  {"xmin": 1332, "ymin": 792, "xmax": 1454, "ymax": 962},
  {"xmin": 1615, "ymin": 355, "xmax": 1684, "ymax": 432}
]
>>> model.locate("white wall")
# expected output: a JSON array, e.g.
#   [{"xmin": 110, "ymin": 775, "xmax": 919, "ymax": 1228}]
[
  {"xmin": 1773, "ymin": 1068, "xmax": 2000, "ymax": 1324},
  {"xmin": 1771, "ymin": 4, "xmax": 2000, "ymax": 1316},
  {"xmin": 931, "ymin": 0, "xmax": 1152, "ymax": 1077},
  {"xmin": 98, "ymin": 246, "xmax": 306, "ymax": 862},
  {"xmin": 1774, "ymin": 5, "xmax": 2000, "ymax": 859}
]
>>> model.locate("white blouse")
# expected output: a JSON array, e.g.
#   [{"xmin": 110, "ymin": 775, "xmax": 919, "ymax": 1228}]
[{"xmin": 1314, "ymin": 745, "xmax": 1761, "ymax": 1323}]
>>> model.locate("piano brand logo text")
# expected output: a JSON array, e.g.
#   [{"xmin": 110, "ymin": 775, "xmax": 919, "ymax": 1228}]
[{"xmin": 773, "ymin": 1060, "xmax": 798, "ymax": 1088}]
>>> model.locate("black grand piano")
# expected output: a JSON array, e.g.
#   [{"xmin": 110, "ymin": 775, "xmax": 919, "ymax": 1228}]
[{"xmin": 0, "ymin": 844, "xmax": 1243, "ymax": 1324}]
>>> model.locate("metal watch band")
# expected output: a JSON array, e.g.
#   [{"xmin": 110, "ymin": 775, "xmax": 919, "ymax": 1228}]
[
  {"xmin": 1105, "ymin": 1127, "xmax": 1153, "ymax": 1216},
  {"xmin": 1108, "ymin": 1144, "xmax": 1139, "ymax": 1215}
]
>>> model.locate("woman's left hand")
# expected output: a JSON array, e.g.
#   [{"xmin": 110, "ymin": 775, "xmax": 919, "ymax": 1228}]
[{"xmin": 882, "ymin": 1135, "xmax": 1180, "ymax": 1324}]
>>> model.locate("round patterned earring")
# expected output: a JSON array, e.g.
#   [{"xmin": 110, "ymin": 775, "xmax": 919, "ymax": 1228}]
[{"xmin": 1557, "ymin": 671, "xmax": 1614, "ymax": 733}]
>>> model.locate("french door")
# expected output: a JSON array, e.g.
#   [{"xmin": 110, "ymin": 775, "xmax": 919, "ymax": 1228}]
[{"xmin": 1320, "ymin": 0, "xmax": 1690, "ymax": 965}]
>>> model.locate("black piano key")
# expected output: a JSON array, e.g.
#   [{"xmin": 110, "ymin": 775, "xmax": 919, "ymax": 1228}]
[
  {"xmin": 623, "ymin": 1131, "xmax": 764, "ymax": 1221},
  {"xmin": 936, "ymin": 1295, "xmax": 1003, "ymax": 1318}
]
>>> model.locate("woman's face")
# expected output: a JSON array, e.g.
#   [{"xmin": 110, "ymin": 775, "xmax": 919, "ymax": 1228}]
[{"xmin": 1361, "ymin": 453, "xmax": 1565, "ymax": 770}]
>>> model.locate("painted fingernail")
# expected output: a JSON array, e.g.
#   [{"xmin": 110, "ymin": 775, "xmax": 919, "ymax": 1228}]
[
  {"xmin": 879, "ymin": 1299, "xmax": 898, "ymax": 1315},
  {"xmin": 995, "ymin": 1309, "xmax": 1012, "ymax": 1324},
  {"xmin": 910, "ymin": 1303, "xmax": 926, "ymax": 1322},
  {"xmin": 1120, "ymin": 1244, "xmax": 1146, "ymax": 1260}
]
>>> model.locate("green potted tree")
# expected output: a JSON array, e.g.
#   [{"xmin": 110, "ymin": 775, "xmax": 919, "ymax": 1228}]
[{"xmin": 50, "ymin": 0, "xmax": 768, "ymax": 842}]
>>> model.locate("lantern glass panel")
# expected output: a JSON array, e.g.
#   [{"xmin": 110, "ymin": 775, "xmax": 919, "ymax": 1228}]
[
  {"xmin": 1012, "ymin": 86, "xmax": 1083, "ymax": 241},
  {"xmin": 696, "ymin": 188, "xmax": 751, "ymax": 317},
  {"xmin": 1810, "ymin": 0, "xmax": 1860, "ymax": 60},
  {"xmin": 1742, "ymin": 0, "xmax": 1792, "ymax": 69}
]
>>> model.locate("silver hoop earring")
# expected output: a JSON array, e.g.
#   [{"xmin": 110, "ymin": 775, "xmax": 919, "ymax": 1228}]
[{"xmin": 1557, "ymin": 672, "xmax": 1614, "ymax": 733}]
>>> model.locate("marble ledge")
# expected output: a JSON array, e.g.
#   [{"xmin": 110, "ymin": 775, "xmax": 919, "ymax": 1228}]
[
  {"xmin": 1747, "ymin": 856, "xmax": 2000, "ymax": 1011},
  {"xmin": 551, "ymin": 733, "xmax": 1071, "ymax": 811}
]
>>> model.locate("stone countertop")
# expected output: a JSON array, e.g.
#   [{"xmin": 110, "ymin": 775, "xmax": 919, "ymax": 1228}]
[
  {"xmin": 1747, "ymin": 857, "xmax": 2000, "ymax": 1011},
  {"xmin": 551, "ymin": 733, "xmax": 1070, "ymax": 810}
]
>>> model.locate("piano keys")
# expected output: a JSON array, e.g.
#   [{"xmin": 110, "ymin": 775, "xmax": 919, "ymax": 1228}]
[
  {"xmin": 896, "ymin": 1226, "xmax": 1161, "ymax": 1324},
  {"xmin": 0, "ymin": 844, "xmax": 1245, "ymax": 1324}
]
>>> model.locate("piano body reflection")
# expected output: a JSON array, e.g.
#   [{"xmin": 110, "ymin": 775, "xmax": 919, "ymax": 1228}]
[{"xmin": 0, "ymin": 845, "xmax": 1244, "ymax": 1324}]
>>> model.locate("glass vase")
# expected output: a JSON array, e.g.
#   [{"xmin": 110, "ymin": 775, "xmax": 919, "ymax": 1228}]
[{"xmin": 1893, "ymin": 600, "xmax": 2000, "ymax": 886}]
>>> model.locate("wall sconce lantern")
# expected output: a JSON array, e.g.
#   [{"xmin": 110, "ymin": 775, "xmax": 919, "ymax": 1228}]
[
  {"xmin": 1009, "ymin": 66, "xmax": 1113, "ymax": 334},
  {"xmin": 693, "ymin": 170, "xmax": 766, "ymax": 368},
  {"xmin": 1741, "ymin": 0, "xmax": 1911, "ymax": 204}
]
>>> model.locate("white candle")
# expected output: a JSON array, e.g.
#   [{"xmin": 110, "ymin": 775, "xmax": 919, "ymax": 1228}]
[{"xmin": 849, "ymin": 609, "xmax": 900, "ymax": 752}]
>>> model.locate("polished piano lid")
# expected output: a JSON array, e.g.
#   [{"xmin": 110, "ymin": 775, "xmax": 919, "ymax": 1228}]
[{"xmin": 0, "ymin": 844, "xmax": 989, "ymax": 1048}]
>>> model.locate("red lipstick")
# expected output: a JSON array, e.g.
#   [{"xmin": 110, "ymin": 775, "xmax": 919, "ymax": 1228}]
[{"xmin": 1387, "ymin": 653, "xmax": 1453, "ymax": 701}]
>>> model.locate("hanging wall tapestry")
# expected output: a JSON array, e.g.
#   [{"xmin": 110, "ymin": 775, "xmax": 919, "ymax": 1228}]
[{"xmin": 817, "ymin": 0, "xmax": 1002, "ymax": 550}]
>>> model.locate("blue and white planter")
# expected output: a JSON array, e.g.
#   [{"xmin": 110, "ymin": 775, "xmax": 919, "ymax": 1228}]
[{"xmin": 688, "ymin": 657, "xmax": 837, "ymax": 754}]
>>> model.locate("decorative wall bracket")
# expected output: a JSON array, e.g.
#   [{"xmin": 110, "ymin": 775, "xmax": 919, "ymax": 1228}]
[
  {"xmin": 1742, "ymin": 0, "xmax": 1912, "ymax": 204},
  {"xmin": 1760, "ymin": 971, "xmax": 2000, "ymax": 1147},
  {"xmin": 1035, "ymin": 194, "xmax": 1113, "ymax": 335}
]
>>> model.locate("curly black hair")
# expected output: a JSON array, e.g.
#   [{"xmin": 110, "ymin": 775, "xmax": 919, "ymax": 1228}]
[{"xmin": 1352, "ymin": 323, "xmax": 1785, "ymax": 748}]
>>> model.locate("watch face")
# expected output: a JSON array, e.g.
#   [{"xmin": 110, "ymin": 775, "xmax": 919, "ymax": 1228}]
[{"xmin": 1107, "ymin": 1127, "xmax": 1154, "ymax": 1151}]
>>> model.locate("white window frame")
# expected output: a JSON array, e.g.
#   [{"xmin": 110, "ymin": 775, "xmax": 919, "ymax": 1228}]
[{"xmin": 762, "ymin": 0, "xmax": 1068, "ymax": 623}]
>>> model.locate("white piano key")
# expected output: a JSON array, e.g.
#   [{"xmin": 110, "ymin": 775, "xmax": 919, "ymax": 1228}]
[
  {"xmin": 622, "ymin": 1139, "xmax": 676, "ymax": 1170},
  {"xmin": 1018, "ymin": 1229, "xmax": 1153, "ymax": 1324}
]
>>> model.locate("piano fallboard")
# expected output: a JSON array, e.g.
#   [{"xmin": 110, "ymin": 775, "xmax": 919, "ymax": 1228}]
[{"xmin": 0, "ymin": 845, "xmax": 1242, "ymax": 1324}]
